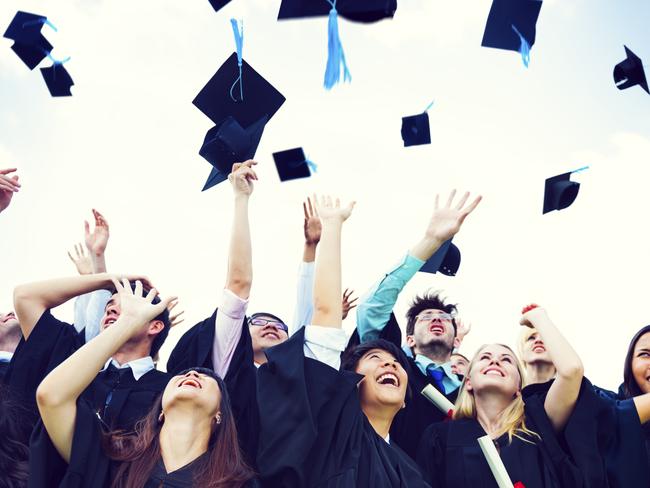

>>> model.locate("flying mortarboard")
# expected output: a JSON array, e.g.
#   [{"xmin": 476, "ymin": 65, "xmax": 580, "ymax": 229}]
[
  {"xmin": 542, "ymin": 166, "xmax": 588, "ymax": 214},
  {"xmin": 3, "ymin": 11, "xmax": 56, "ymax": 69},
  {"xmin": 419, "ymin": 239, "xmax": 461, "ymax": 276},
  {"xmin": 402, "ymin": 101, "xmax": 433, "ymax": 147},
  {"xmin": 613, "ymin": 46, "xmax": 649, "ymax": 94},
  {"xmin": 202, "ymin": 168, "xmax": 229, "ymax": 192},
  {"xmin": 278, "ymin": 0, "xmax": 397, "ymax": 23},
  {"xmin": 209, "ymin": 0, "xmax": 232, "ymax": 13},
  {"xmin": 481, "ymin": 0, "xmax": 542, "ymax": 67},
  {"xmin": 40, "ymin": 62, "xmax": 74, "ymax": 97},
  {"xmin": 272, "ymin": 147, "xmax": 316, "ymax": 182}
]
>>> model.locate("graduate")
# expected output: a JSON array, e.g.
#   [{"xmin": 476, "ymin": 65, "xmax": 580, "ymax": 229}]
[
  {"xmin": 31, "ymin": 278, "xmax": 256, "ymax": 488},
  {"xmin": 10, "ymin": 272, "xmax": 171, "ymax": 432},
  {"xmin": 352, "ymin": 189, "xmax": 481, "ymax": 458},
  {"xmin": 255, "ymin": 194, "xmax": 430, "ymax": 487},
  {"xmin": 0, "ymin": 310, "xmax": 20, "ymax": 382},
  {"xmin": 417, "ymin": 305, "xmax": 586, "ymax": 488}
]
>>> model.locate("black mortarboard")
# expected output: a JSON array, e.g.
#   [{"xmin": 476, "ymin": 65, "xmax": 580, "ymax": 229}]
[
  {"xmin": 202, "ymin": 168, "xmax": 229, "ymax": 192},
  {"xmin": 199, "ymin": 115, "xmax": 267, "ymax": 174},
  {"xmin": 4, "ymin": 11, "xmax": 54, "ymax": 69},
  {"xmin": 209, "ymin": 0, "xmax": 232, "ymax": 13},
  {"xmin": 277, "ymin": 0, "xmax": 397, "ymax": 23},
  {"xmin": 193, "ymin": 53, "xmax": 286, "ymax": 128},
  {"xmin": 543, "ymin": 172, "xmax": 580, "ymax": 214},
  {"xmin": 401, "ymin": 112, "xmax": 431, "ymax": 147},
  {"xmin": 481, "ymin": 0, "xmax": 542, "ymax": 53},
  {"xmin": 419, "ymin": 240, "xmax": 461, "ymax": 276},
  {"xmin": 272, "ymin": 148, "xmax": 313, "ymax": 182},
  {"xmin": 40, "ymin": 63, "xmax": 74, "ymax": 97},
  {"xmin": 613, "ymin": 46, "xmax": 649, "ymax": 94}
]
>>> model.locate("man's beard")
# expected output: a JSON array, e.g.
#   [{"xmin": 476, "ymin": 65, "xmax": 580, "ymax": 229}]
[{"xmin": 418, "ymin": 336, "xmax": 454, "ymax": 362}]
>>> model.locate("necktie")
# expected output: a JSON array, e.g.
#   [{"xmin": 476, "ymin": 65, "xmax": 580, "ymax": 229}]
[{"xmin": 427, "ymin": 365, "xmax": 446, "ymax": 394}]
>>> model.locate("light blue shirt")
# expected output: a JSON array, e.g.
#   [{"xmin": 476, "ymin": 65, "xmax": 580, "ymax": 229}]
[
  {"xmin": 414, "ymin": 354, "xmax": 462, "ymax": 394},
  {"xmin": 291, "ymin": 261, "xmax": 315, "ymax": 335},
  {"xmin": 356, "ymin": 252, "xmax": 424, "ymax": 342}
]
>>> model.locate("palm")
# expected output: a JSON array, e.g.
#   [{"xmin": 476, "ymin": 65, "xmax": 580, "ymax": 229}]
[
  {"xmin": 0, "ymin": 190, "xmax": 13, "ymax": 213},
  {"xmin": 426, "ymin": 208, "xmax": 464, "ymax": 242},
  {"xmin": 304, "ymin": 217, "xmax": 322, "ymax": 244}
]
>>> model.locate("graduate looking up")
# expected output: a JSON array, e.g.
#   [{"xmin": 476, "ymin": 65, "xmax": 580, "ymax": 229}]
[
  {"xmin": 417, "ymin": 305, "xmax": 586, "ymax": 488},
  {"xmin": 11, "ymin": 271, "xmax": 171, "ymax": 431},
  {"xmin": 256, "ymin": 195, "xmax": 430, "ymax": 487},
  {"xmin": 32, "ymin": 278, "xmax": 256, "ymax": 488},
  {"xmin": 353, "ymin": 189, "xmax": 482, "ymax": 459}
]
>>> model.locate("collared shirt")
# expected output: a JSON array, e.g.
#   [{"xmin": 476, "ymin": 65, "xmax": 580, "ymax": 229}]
[
  {"xmin": 291, "ymin": 261, "xmax": 315, "ymax": 335},
  {"xmin": 100, "ymin": 356, "xmax": 155, "ymax": 381},
  {"xmin": 0, "ymin": 350, "xmax": 13, "ymax": 362},
  {"xmin": 211, "ymin": 288, "xmax": 250, "ymax": 378},
  {"xmin": 356, "ymin": 252, "xmax": 425, "ymax": 342},
  {"xmin": 414, "ymin": 353, "xmax": 461, "ymax": 394}
]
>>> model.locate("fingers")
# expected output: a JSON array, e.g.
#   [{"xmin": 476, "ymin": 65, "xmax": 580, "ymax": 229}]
[
  {"xmin": 455, "ymin": 192, "xmax": 470, "ymax": 210},
  {"xmin": 0, "ymin": 168, "xmax": 17, "ymax": 175},
  {"xmin": 347, "ymin": 297, "xmax": 359, "ymax": 308},
  {"xmin": 0, "ymin": 175, "xmax": 20, "ymax": 192},
  {"xmin": 303, "ymin": 201, "xmax": 309, "ymax": 220},
  {"xmin": 167, "ymin": 297, "xmax": 179, "ymax": 312},
  {"xmin": 445, "ymin": 189, "xmax": 457, "ymax": 208},
  {"xmin": 67, "ymin": 251, "xmax": 75, "ymax": 263},
  {"xmin": 144, "ymin": 287, "xmax": 158, "ymax": 302},
  {"xmin": 308, "ymin": 196, "xmax": 315, "ymax": 217},
  {"xmin": 463, "ymin": 195, "xmax": 482, "ymax": 215},
  {"xmin": 93, "ymin": 209, "xmax": 109, "ymax": 229},
  {"xmin": 111, "ymin": 277, "xmax": 124, "ymax": 293},
  {"xmin": 84, "ymin": 220, "xmax": 90, "ymax": 237}
]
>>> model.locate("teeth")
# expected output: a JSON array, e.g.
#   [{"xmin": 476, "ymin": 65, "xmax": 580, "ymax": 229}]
[
  {"xmin": 485, "ymin": 370, "xmax": 503, "ymax": 376},
  {"xmin": 377, "ymin": 373, "xmax": 399, "ymax": 386}
]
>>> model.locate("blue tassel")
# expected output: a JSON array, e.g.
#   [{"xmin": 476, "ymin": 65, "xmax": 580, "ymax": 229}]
[
  {"xmin": 424, "ymin": 100, "xmax": 434, "ymax": 112},
  {"xmin": 571, "ymin": 165, "xmax": 590, "ymax": 175},
  {"xmin": 306, "ymin": 158, "xmax": 318, "ymax": 174},
  {"xmin": 511, "ymin": 24, "xmax": 530, "ymax": 68},
  {"xmin": 323, "ymin": 4, "xmax": 351, "ymax": 90},
  {"xmin": 46, "ymin": 53, "xmax": 71, "ymax": 65},
  {"xmin": 230, "ymin": 18, "xmax": 244, "ymax": 102}
]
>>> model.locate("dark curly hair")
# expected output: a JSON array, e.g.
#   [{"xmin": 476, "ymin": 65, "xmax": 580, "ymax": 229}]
[{"xmin": 405, "ymin": 291, "xmax": 458, "ymax": 336}]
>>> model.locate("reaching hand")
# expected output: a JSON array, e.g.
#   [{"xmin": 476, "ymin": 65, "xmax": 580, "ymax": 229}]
[
  {"xmin": 424, "ymin": 190, "xmax": 482, "ymax": 243},
  {"xmin": 303, "ymin": 197, "xmax": 322, "ymax": 245},
  {"xmin": 456, "ymin": 317, "xmax": 472, "ymax": 343},
  {"xmin": 0, "ymin": 168, "xmax": 20, "ymax": 214},
  {"xmin": 167, "ymin": 298, "xmax": 185, "ymax": 328},
  {"xmin": 110, "ymin": 278, "xmax": 174, "ymax": 330},
  {"xmin": 67, "ymin": 243, "xmax": 93, "ymax": 275},
  {"xmin": 84, "ymin": 209, "xmax": 110, "ymax": 256},
  {"xmin": 229, "ymin": 160, "xmax": 258, "ymax": 196},
  {"xmin": 313, "ymin": 194, "xmax": 355, "ymax": 223},
  {"xmin": 341, "ymin": 288, "xmax": 358, "ymax": 320},
  {"xmin": 520, "ymin": 304, "xmax": 546, "ymax": 328}
]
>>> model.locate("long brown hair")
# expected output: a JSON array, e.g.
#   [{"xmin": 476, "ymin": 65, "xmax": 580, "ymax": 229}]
[{"xmin": 104, "ymin": 368, "xmax": 255, "ymax": 488}]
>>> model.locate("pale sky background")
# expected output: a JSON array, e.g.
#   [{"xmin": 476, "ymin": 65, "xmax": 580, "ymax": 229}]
[{"xmin": 0, "ymin": 0, "xmax": 648, "ymax": 390}]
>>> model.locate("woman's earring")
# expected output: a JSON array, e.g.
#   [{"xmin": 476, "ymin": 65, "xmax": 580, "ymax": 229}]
[
  {"xmin": 158, "ymin": 411, "xmax": 165, "ymax": 423},
  {"xmin": 215, "ymin": 413, "xmax": 222, "ymax": 425}
]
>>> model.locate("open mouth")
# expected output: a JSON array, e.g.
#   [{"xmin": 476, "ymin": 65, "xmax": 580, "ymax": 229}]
[
  {"xmin": 1, "ymin": 313, "xmax": 16, "ymax": 325},
  {"xmin": 482, "ymin": 367, "xmax": 505, "ymax": 377},
  {"xmin": 178, "ymin": 378, "xmax": 202, "ymax": 389},
  {"xmin": 429, "ymin": 324, "xmax": 445, "ymax": 334},
  {"xmin": 262, "ymin": 331, "xmax": 280, "ymax": 340},
  {"xmin": 104, "ymin": 318, "xmax": 117, "ymax": 328},
  {"xmin": 376, "ymin": 372, "xmax": 400, "ymax": 388},
  {"xmin": 533, "ymin": 346, "xmax": 546, "ymax": 353}
]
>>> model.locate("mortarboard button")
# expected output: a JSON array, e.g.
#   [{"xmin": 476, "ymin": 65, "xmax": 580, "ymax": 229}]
[
  {"xmin": 277, "ymin": 0, "xmax": 397, "ymax": 23},
  {"xmin": 543, "ymin": 172, "xmax": 580, "ymax": 214},
  {"xmin": 272, "ymin": 148, "xmax": 313, "ymax": 182},
  {"xmin": 481, "ymin": 0, "xmax": 542, "ymax": 66},
  {"xmin": 613, "ymin": 46, "xmax": 649, "ymax": 94},
  {"xmin": 401, "ymin": 112, "xmax": 431, "ymax": 147},
  {"xmin": 4, "ymin": 11, "xmax": 54, "ymax": 69},
  {"xmin": 420, "ymin": 240, "xmax": 461, "ymax": 277},
  {"xmin": 193, "ymin": 53, "xmax": 286, "ymax": 128},
  {"xmin": 40, "ymin": 63, "xmax": 74, "ymax": 97}
]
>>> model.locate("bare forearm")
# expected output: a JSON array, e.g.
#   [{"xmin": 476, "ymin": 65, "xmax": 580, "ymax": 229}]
[
  {"xmin": 91, "ymin": 253, "xmax": 107, "ymax": 273},
  {"xmin": 226, "ymin": 195, "xmax": 252, "ymax": 299},
  {"xmin": 313, "ymin": 221, "xmax": 342, "ymax": 328},
  {"xmin": 530, "ymin": 314, "xmax": 583, "ymax": 379},
  {"xmin": 302, "ymin": 243, "xmax": 317, "ymax": 263},
  {"xmin": 409, "ymin": 236, "xmax": 445, "ymax": 262}
]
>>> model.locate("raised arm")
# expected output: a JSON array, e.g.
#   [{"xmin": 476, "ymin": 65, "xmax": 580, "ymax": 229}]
[
  {"xmin": 0, "ymin": 167, "xmax": 20, "ymax": 214},
  {"xmin": 36, "ymin": 279, "xmax": 172, "ymax": 462},
  {"xmin": 312, "ymin": 195, "xmax": 355, "ymax": 329},
  {"xmin": 84, "ymin": 209, "xmax": 109, "ymax": 273},
  {"xmin": 520, "ymin": 305, "xmax": 584, "ymax": 432}
]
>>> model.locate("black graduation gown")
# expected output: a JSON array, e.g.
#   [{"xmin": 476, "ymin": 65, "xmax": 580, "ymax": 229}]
[
  {"xmin": 417, "ymin": 388, "xmax": 582, "ymax": 488},
  {"xmin": 28, "ymin": 399, "xmax": 260, "ymax": 488},
  {"xmin": 0, "ymin": 359, "xmax": 10, "ymax": 383},
  {"xmin": 7, "ymin": 310, "xmax": 168, "ymax": 432},
  {"xmin": 167, "ymin": 308, "xmax": 259, "ymax": 466},
  {"xmin": 347, "ymin": 312, "xmax": 460, "ymax": 460},
  {"xmin": 256, "ymin": 327, "xmax": 431, "ymax": 488}
]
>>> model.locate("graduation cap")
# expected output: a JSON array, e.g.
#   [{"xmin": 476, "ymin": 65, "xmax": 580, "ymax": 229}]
[
  {"xmin": 272, "ymin": 147, "xmax": 315, "ymax": 182},
  {"xmin": 40, "ymin": 62, "xmax": 74, "ymax": 97},
  {"xmin": 277, "ymin": 0, "xmax": 397, "ymax": 23},
  {"xmin": 542, "ymin": 167, "xmax": 588, "ymax": 214},
  {"xmin": 402, "ymin": 101, "xmax": 433, "ymax": 147},
  {"xmin": 209, "ymin": 0, "xmax": 232, "ymax": 13},
  {"xmin": 481, "ymin": 0, "xmax": 543, "ymax": 67},
  {"xmin": 613, "ymin": 46, "xmax": 649, "ymax": 94},
  {"xmin": 4, "ymin": 11, "xmax": 55, "ymax": 69},
  {"xmin": 202, "ymin": 168, "xmax": 229, "ymax": 192},
  {"xmin": 419, "ymin": 240, "xmax": 461, "ymax": 276}
]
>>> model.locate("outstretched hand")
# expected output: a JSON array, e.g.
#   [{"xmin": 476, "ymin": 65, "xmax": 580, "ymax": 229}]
[
  {"xmin": 520, "ymin": 304, "xmax": 547, "ymax": 328},
  {"xmin": 313, "ymin": 194, "xmax": 355, "ymax": 223},
  {"xmin": 424, "ymin": 190, "xmax": 482, "ymax": 243},
  {"xmin": 84, "ymin": 209, "xmax": 110, "ymax": 256},
  {"xmin": 303, "ymin": 196, "xmax": 322, "ymax": 245},
  {"xmin": 229, "ymin": 160, "xmax": 258, "ymax": 196},
  {"xmin": 0, "ymin": 168, "xmax": 20, "ymax": 213},
  {"xmin": 341, "ymin": 288, "xmax": 358, "ymax": 320},
  {"xmin": 110, "ymin": 278, "xmax": 174, "ymax": 330},
  {"xmin": 167, "ymin": 298, "xmax": 185, "ymax": 328},
  {"xmin": 67, "ymin": 243, "xmax": 93, "ymax": 275}
]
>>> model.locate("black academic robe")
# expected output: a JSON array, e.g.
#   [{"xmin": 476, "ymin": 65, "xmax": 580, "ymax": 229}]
[
  {"xmin": 347, "ymin": 312, "xmax": 460, "ymax": 460},
  {"xmin": 417, "ymin": 386, "xmax": 583, "ymax": 488},
  {"xmin": 167, "ymin": 308, "xmax": 259, "ymax": 467},
  {"xmin": 28, "ymin": 398, "xmax": 260, "ymax": 488},
  {"xmin": 256, "ymin": 328, "xmax": 431, "ymax": 488},
  {"xmin": 0, "ymin": 359, "xmax": 10, "ymax": 383},
  {"xmin": 7, "ymin": 310, "xmax": 168, "ymax": 432}
]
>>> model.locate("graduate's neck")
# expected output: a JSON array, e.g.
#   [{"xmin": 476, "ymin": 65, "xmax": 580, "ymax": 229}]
[
  {"xmin": 414, "ymin": 343, "xmax": 452, "ymax": 365},
  {"xmin": 253, "ymin": 350, "xmax": 268, "ymax": 366},
  {"xmin": 0, "ymin": 323, "xmax": 21, "ymax": 353},
  {"xmin": 526, "ymin": 361, "xmax": 556, "ymax": 385},
  {"xmin": 362, "ymin": 403, "xmax": 398, "ymax": 440},
  {"xmin": 112, "ymin": 340, "xmax": 152, "ymax": 366},
  {"xmin": 474, "ymin": 391, "xmax": 514, "ymax": 438},
  {"xmin": 159, "ymin": 409, "xmax": 212, "ymax": 473}
]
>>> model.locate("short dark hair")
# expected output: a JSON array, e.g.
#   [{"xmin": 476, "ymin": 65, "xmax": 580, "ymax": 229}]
[
  {"xmin": 621, "ymin": 325, "xmax": 650, "ymax": 398},
  {"xmin": 405, "ymin": 291, "xmax": 458, "ymax": 336},
  {"xmin": 451, "ymin": 352, "xmax": 469, "ymax": 363}
]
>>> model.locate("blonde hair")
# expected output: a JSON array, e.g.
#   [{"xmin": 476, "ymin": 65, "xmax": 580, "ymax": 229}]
[{"xmin": 453, "ymin": 343, "xmax": 540, "ymax": 444}]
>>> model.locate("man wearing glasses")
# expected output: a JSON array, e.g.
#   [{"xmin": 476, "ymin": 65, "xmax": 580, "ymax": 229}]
[{"xmin": 354, "ymin": 190, "xmax": 481, "ymax": 460}]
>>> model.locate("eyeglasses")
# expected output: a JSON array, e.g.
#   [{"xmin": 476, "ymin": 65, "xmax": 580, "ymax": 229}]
[
  {"xmin": 415, "ymin": 312, "xmax": 454, "ymax": 323},
  {"xmin": 248, "ymin": 318, "xmax": 289, "ymax": 332}
]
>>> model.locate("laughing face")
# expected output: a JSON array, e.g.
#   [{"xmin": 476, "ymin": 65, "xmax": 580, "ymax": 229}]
[
  {"xmin": 631, "ymin": 332, "xmax": 650, "ymax": 394},
  {"xmin": 0, "ymin": 311, "xmax": 19, "ymax": 329},
  {"xmin": 465, "ymin": 344, "xmax": 521, "ymax": 397},
  {"xmin": 162, "ymin": 370, "xmax": 222, "ymax": 415},
  {"xmin": 356, "ymin": 348, "xmax": 408, "ymax": 411},
  {"xmin": 249, "ymin": 314, "xmax": 289, "ymax": 354},
  {"xmin": 521, "ymin": 328, "xmax": 552, "ymax": 365},
  {"xmin": 406, "ymin": 308, "xmax": 456, "ymax": 356},
  {"xmin": 100, "ymin": 295, "xmax": 121, "ymax": 332}
]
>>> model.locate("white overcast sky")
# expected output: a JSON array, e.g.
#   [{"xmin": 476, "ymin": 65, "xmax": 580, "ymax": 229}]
[{"xmin": 0, "ymin": 0, "xmax": 648, "ymax": 389}]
